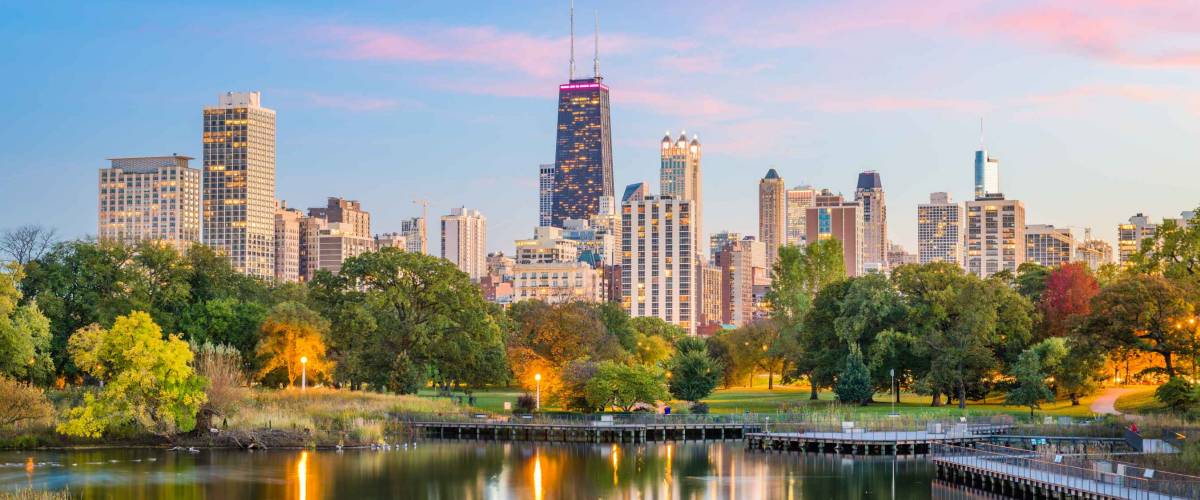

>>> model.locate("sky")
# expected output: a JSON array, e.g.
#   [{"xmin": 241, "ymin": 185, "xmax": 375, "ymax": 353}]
[{"xmin": 2, "ymin": 0, "xmax": 1199, "ymax": 253}]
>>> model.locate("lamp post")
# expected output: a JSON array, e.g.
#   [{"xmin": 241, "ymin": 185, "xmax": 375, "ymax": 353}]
[
  {"xmin": 889, "ymin": 368, "xmax": 898, "ymax": 417},
  {"xmin": 535, "ymin": 373, "xmax": 542, "ymax": 411},
  {"xmin": 301, "ymin": 356, "xmax": 308, "ymax": 391}
]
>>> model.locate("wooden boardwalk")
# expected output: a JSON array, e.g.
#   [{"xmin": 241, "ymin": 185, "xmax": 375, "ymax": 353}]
[
  {"xmin": 935, "ymin": 454, "xmax": 1186, "ymax": 500},
  {"xmin": 410, "ymin": 421, "xmax": 762, "ymax": 443},
  {"xmin": 746, "ymin": 424, "xmax": 1014, "ymax": 455}
]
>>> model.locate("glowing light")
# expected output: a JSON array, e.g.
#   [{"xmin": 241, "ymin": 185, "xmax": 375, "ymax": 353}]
[
  {"xmin": 559, "ymin": 83, "xmax": 608, "ymax": 91},
  {"xmin": 297, "ymin": 451, "xmax": 309, "ymax": 500},
  {"xmin": 611, "ymin": 443, "xmax": 619, "ymax": 486},
  {"xmin": 533, "ymin": 451, "xmax": 543, "ymax": 500}
]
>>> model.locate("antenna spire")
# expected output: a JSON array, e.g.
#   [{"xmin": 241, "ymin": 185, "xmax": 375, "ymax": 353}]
[
  {"xmin": 569, "ymin": 0, "xmax": 576, "ymax": 80},
  {"xmin": 978, "ymin": 116, "xmax": 985, "ymax": 149},
  {"xmin": 593, "ymin": 10, "xmax": 600, "ymax": 77}
]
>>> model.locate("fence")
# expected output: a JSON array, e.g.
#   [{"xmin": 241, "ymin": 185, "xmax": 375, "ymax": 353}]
[{"xmin": 933, "ymin": 442, "xmax": 1200, "ymax": 499}]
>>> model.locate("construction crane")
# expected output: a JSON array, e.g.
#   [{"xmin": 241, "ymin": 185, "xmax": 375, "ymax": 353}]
[{"xmin": 412, "ymin": 199, "xmax": 429, "ymax": 255}]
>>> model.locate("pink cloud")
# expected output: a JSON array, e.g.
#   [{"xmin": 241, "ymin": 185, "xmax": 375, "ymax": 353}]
[
  {"xmin": 767, "ymin": 86, "xmax": 991, "ymax": 114},
  {"xmin": 619, "ymin": 85, "xmax": 751, "ymax": 122},
  {"xmin": 298, "ymin": 91, "xmax": 412, "ymax": 112},
  {"xmin": 1013, "ymin": 83, "xmax": 1200, "ymax": 117}
]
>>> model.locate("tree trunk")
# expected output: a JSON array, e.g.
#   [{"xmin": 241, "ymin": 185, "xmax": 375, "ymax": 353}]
[
  {"xmin": 931, "ymin": 391, "xmax": 942, "ymax": 407},
  {"xmin": 809, "ymin": 377, "xmax": 819, "ymax": 400},
  {"xmin": 1164, "ymin": 351, "xmax": 1176, "ymax": 378},
  {"xmin": 768, "ymin": 371, "xmax": 774, "ymax": 390},
  {"xmin": 1070, "ymin": 393, "xmax": 1080, "ymax": 406},
  {"xmin": 957, "ymin": 384, "xmax": 966, "ymax": 410}
]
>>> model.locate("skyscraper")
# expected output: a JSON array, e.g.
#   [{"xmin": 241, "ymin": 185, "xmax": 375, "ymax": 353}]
[
  {"xmin": 441, "ymin": 207, "xmax": 487, "ymax": 281},
  {"xmin": 1076, "ymin": 229, "xmax": 1114, "ymax": 270},
  {"xmin": 538, "ymin": 163, "xmax": 554, "ymax": 227},
  {"xmin": 551, "ymin": 7, "xmax": 613, "ymax": 226},
  {"xmin": 1117, "ymin": 213, "xmax": 1157, "ymax": 265},
  {"xmin": 716, "ymin": 237, "xmax": 766, "ymax": 327},
  {"xmin": 965, "ymin": 196, "xmax": 1026, "ymax": 277},
  {"xmin": 1024, "ymin": 224, "xmax": 1076, "ymax": 268},
  {"xmin": 917, "ymin": 192, "xmax": 964, "ymax": 266},
  {"xmin": 805, "ymin": 195, "xmax": 864, "ymax": 276},
  {"xmin": 98, "ymin": 155, "xmax": 200, "ymax": 251},
  {"xmin": 973, "ymin": 150, "xmax": 1000, "ymax": 200},
  {"xmin": 758, "ymin": 169, "xmax": 785, "ymax": 273},
  {"xmin": 202, "ymin": 91, "xmax": 277, "ymax": 278},
  {"xmin": 660, "ymin": 131, "xmax": 703, "ymax": 258},
  {"xmin": 854, "ymin": 171, "xmax": 887, "ymax": 269},
  {"xmin": 621, "ymin": 195, "xmax": 695, "ymax": 335},
  {"xmin": 785, "ymin": 186, "xmax": 817, "ymax": 246},
  {"xmin": 308, "ymin": 197, "xmax": 370, "ymax": 239}
]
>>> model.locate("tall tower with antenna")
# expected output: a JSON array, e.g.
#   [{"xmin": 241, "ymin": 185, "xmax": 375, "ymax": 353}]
[
  {"xmin": 974, "ymin": 118, "xmax": 1000, "ymax": 200},
  {"xmin": 550, "ymin": 2, "xmax": 613, "ymax": 227}
]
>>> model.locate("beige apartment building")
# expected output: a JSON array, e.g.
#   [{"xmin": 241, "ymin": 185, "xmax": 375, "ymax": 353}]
[{"xmin": 98, "ymin": 155, "xmax": 200, "ymax": 251}]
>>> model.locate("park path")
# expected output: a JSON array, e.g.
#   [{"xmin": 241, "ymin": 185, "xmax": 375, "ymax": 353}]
[{"xmin": 1090, "ymin": 386, "xmax": 1138, "ymax": 415}]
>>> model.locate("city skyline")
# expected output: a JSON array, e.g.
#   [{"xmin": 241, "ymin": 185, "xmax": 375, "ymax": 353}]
[{"xmin": 4, "ymin": 1, "xmax": 1200, "ymax": 254}]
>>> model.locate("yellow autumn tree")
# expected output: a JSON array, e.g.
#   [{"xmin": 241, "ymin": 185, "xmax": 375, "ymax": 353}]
[{"xmin": 256, "ymin": 301, "xmax": 333, "ymax": 387}]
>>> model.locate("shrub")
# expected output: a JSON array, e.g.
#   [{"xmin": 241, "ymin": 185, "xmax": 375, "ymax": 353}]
[
  {"xmin": 1155, "ymin": 377, "xmax": 1199, "ymax": 412},
  {"xmin": 515, "ymin": 393, "xmax": 536, "ymax": 414},
  {"xmin": 689, "ymin": 402, "xmax": 709, "ymax": 414},
  {"xmin": 0, "ymin": 375, "xmax": 54, "ymax": 432},
  {"xmin": 194, "ymin": 342, "xmax": 247, "ymax": 422}
]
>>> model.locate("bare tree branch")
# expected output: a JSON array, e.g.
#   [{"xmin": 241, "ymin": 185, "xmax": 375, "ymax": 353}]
[{"xmin": 0, "ymin": 225, "xmax": 57, "ymax": 265}]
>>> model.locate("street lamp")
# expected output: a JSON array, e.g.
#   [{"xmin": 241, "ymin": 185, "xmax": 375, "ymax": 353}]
[
  {"xmin": 535, "ymin": 373, "xmax": 542, "ymax": 411},
  {"xmin": 300, "ymin": 356, "xmax": 308, "ymax": 391}
]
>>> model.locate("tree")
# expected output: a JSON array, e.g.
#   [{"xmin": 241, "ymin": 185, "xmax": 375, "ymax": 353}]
[
  {"xmin": 667, "ymin": 338, "xmax": 721, "ymax": 405},
  {"xmin": 833, "ymin": 273, "xmax": 907, "ymax": 396},
  {"xmin": 705, "ymin": 335, "xmax": 738, "ymax": 389},
  {"xmin": 1131, "ymin": 210, "xmax": 1200, "ymax": 288},
  {"xmin": 1052, "ymin": 338, "xmax": 1106, "ymax": 405},
  {"xmin": 1015, "ymin": 263, "xmax": 1051, "ymax": 304},
  {"xmin": 316, "ymin": 248, "xmax": 507, "ymax": 393},
  {"xmin": 728, "ymin": 320, "xmax": 787, "ymax": 389},
  {"xmin": 178, "ymin": 297, "xmax": 268, "ymax": 368},
  {"xmin": 256, "ymin": 301, "xmax": 333, "ymax": 387},
  {"xmin": 0, "ymin": 375, "xmax": 54, "ymax": 431},
  {"xmin": 1080, "ymin": 275, "xmax": 1193, "ymax": 378},
  {"xmin": 835, "ymin": 347, "xmax": 873, "ymax": 405},
  {"xmin": 797, "ymin": 279, "xmax": 853, "ymax": 399},
  {"xmin": 1006, "ymin": 349, "xmax": 1055, "ymax": 417},
  {"xmin": 0, "ymin": 264, "xmax": 53, "ymax": 383},
  {"xmin": 59, "ymin": 312, "xmax": 207, "ymax": 438},
  {"xmin": 583, "ymin": 361, "xmax": 668, "ymax": 412},
  {"xmin": 772, "ymin": 240, "xmax": 847, "ymax": 397},
  {"xmin": 1040, "ymin": 263, "xmax": 1099, "ymax": 339},
  {"xmin": 0, "ymin": 225, "xmax": 56, "ymax": 266}
]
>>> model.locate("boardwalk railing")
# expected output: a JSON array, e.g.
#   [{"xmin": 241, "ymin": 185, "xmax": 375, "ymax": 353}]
[{"xmin": 933, "ymin": 442, "xmax": 1200, "ymax": 499}]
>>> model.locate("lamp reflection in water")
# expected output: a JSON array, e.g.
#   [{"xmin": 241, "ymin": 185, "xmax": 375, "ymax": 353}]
[
  {"xmin": 611, "ymin": 443, "xmax": 619, "ymax": 486},
  {"xmin": 297, "ymin": 451, "xmax": 309, "ymax": 500},
  {"xmin": 533, "ymin": 450, "xmax": 543, "ymax": 500}
]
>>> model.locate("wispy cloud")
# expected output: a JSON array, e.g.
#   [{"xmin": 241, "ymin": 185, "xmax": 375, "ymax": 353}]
[{"xmin": 298, "ymin": 91, "xmax": 414, "ymax": 112}]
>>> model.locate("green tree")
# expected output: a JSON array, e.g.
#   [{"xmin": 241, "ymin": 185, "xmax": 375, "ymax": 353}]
[
  {"xmin": 178, "ymin": 297, "xmax": 268, "ymax": 368},
  {"xmin": 256, "ymin": 301, "xmax": 334, "ymax": 387},
  {"xmin": 1079, "ymin": 275, "xmax": 1193, "ymax": 378},
  {"xmin": 583, "ymin": 361, "xmax": 668, "ymax": 412},
  {"xmin": 667, "ymin": 338, "xmax": 720, "ymax": 405},
  {"xmin": 1014, "ymin": 262, "xmax": 1051, "ymax": 304},
  {"xmin": 797, "ymin": 279, "xmax": 853, "ymax": 399},
  {"xmin": 1006, "ymin": 349, "xmax": 1055, "ymax": 417},
  {"xmin": 835, "ymin": 346, "xmax": 873, "ymax": 405},
  {"xmin": 771, "ymin": 241, "xmax": 846, "ymax": 397},
  {"xmin": 0, "ymin": 264, "xmax": 53, "ymax": 383},
  {"xmin": 1155, "ymin": 377, "xmax": 1199, "ymax": 413},
  {"xmin": 705, "ymin": 335, "xmax": 738, "ymax": 389},
  {"xmin": 59, "ymin": 312, "xmax": 206, "ymax": 438},
  {"xmin": 317, "ymin": 248, "xmax": 508, "ymax": 393}
]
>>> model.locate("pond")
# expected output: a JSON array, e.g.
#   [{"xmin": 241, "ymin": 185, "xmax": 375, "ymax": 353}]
[{"xmin": 0, "ymin": 441, "xmax": 990, "ymax": 499}]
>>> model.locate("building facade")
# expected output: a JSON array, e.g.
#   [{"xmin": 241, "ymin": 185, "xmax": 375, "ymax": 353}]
[
  {"xmin": 441, "ymin": 207, "xmax": 487, "ymax": 281},
  {"xmin": 1024, "ymin": 224, "xmax": 1076, "ymax": 268},
  {"xmin": 716, "ymin": 237, "xmax": 765, "ymax": 327},
  {"xmin": 660, "ymin": 132, "xmax": 703, "ymax": 259},
  {"xmin": 400, "ymin": 217, "xmax": 427, "ymax": 255},
  {"xmin": 805, "ymin": 195, "xmax": 864, "ymax": 276},
  {"xmin": 699, "ymin": 263, "xmax": 723, "ymax": 327},
  {"xmin": 917, "ymin": 192, "xmax": 964, "ymax": 266},
  {"xmin": 758, "ymin": 169, "xmax": 786, "ymax": 273},
  {"xmin": 308, "ymin": 197, "xmax": 370, "ymax": 239},
  {"xmin": 855, "ymin": 171, "xmax": 887, "ymax": 270},
  {"xmin": 1076, "ymin": 229, "xmax": 1114, "ymax": 271},
  {"xmin": 273, "ymin": 201, "xmax": 302, "ymax": 282},
  {"xmin": 965, "ymin": 196, "xmax": 1026, "ymax": 277},
  {"xmin": 314, "ymin": 223, "xmax": 373, "ymax": 275},
  {"xmin": 202, "ymin": 91, "xmax": 277, "ymax": 278},
  {"xmin": 785, "ymin": 186, "xmax": 817, "ymax": 246},
  {"xmin": 974, "ymin": 149, "xmax": 1000, "ymax": 199},
  {"xmin": 887, "ymin": 243, "xmax": 919, "ymax": 271},
  {"xmin": 621, "ymin": 195, "xmax": 695, "ymax": 335},
  {"xmin": 515, "ymin": 226, "xmax": 579, "ymax": 264},
  {"xmin": 538, "ymin": 163, "xmax": 554, "ymax": 227},
  {"xmin": 98, "ymin": 155, "xmax": 200, "ymax": 251},
  {"xmin": 513, "ymin": 262, "xmax": 603, "ymax": 304},
  {"xmin": 1118, "ymin": 213, "xmax": 1157, "ymax": 265}
]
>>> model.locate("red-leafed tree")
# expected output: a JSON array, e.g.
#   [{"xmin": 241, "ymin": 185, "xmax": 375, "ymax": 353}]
[{"xmin": 1040, "ymin": 263, "xmax": 1099, "ymax": 338}]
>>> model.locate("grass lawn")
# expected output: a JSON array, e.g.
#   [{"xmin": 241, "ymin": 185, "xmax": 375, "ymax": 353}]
[
  {"xmin": 1115, "ymin": 385, "xmax": 1164, "ymax": 414},
  {"xmin": 416, "ymin": 375, "xmax": 1108, "ymax": 419}
]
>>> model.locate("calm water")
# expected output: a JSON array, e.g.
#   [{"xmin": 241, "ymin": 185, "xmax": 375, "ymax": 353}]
[{"xmin": 0, "ymin": 441, "xmax": 991, "ymax": 499}]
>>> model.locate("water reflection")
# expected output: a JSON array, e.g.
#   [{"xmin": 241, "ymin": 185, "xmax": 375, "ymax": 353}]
[{"xmin": 0, "ymin": 441, "xmax": 995, "ymax": 499}]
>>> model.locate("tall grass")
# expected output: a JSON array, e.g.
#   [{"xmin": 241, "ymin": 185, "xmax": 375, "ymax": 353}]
[{"xmin": 0, "ymin": 489, "xmax": 70, "ymax": 500}]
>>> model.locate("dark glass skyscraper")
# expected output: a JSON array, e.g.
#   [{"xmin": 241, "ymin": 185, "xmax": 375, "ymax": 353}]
[{"xmin": 551, "ymin": 76, "xmax": 613, "ymax": 227}]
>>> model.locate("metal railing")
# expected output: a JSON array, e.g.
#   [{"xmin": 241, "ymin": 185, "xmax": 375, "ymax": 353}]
[{"xmin": 933, "ymin": 442, "xmax": 1200, "ymax": 499}]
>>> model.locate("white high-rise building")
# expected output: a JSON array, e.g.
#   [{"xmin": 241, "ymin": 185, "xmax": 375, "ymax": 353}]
[
  {"xmin": 785, "ymin": 186, "xmax": 817, "ymax": 246},
  {"xmin": 98, "ymin": 155, "xmax": 201, "ymax": 251},
  {"xmin": 1118, "ymin": 213, "xmax": 1158, "ymax": 265},
  {"xmin": 621, "ymin": 194, "xmax": 695, "ymax": 335},
  {"xmin": 202, "ymin": 92, "xmax": 277, "ymax": 278},
  {"xmin": 1024, "ymin": 224, "xmax": 1076, "ymax": 268},
  {"xmin": 538, "ymin": 163, "xmax": 554, "ymax": 227},
  {"xmin": 855, "ymin": 171, "xmax": 887, "ymax": 269},
  {"xmin": 400, "ymin": 217, "xmax": 427, "ymax": 255},
  {"xmin": 965, "ymin": 196, "xmax": 1026, "ymax": 277},
  {"xmin": 917, "ymin": 192, "xmax": 964, "ymax": 266},
  {"xmin": 660, "ymin": 132, "xmax": 704, "ymax": 259},
  {"xmin": 441, "ymin": 207, "xmax": 487, "ymax": 281}
]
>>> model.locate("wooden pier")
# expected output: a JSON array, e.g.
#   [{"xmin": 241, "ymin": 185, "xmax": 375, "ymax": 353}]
[
  {"xmin": 746, "ymin": 423, "xmax": 1014, "ymax": 455},
  {"xmin": 934, "ymin": 454, "xmax": 1184, "ymax": 500},
  {"xmin": 410, "ymin": 421, "xmax": 762, "ymax": 443}
]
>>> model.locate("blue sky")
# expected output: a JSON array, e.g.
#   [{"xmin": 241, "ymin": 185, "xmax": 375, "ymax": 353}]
[{"xmin": 2, "ymin": 0, "xmax": 1199, "ymax": 252}]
